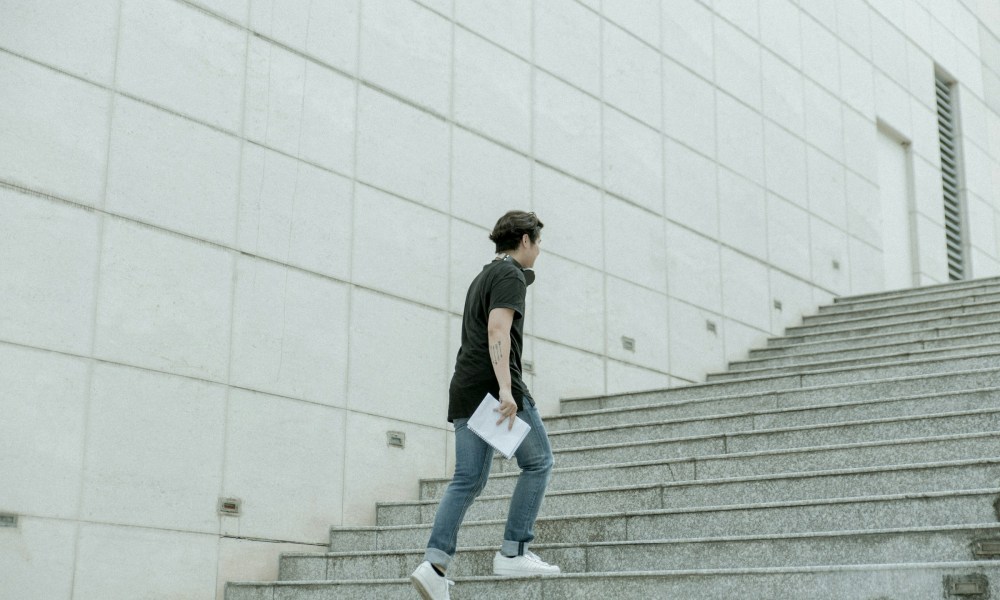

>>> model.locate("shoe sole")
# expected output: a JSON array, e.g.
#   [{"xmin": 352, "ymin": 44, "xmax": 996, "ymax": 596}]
[
  {"xmin": 493, "ymin": 567, "xmax": 561, "ymax": 577},
  {"xmin": 410, "ymin": 574, "xmax": 437, "ymax": 600}
]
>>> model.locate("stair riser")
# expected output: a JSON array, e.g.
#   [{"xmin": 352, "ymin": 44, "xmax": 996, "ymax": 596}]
[
  {"xmin": 710, "ymin": 343, "xmax": 1000, "ymax": 381},
  {"xmin": 534, "ymin": 566, "xmax": 1000, "ymax": 600},
  {"xmin": 421, "ymin": 435, "xmax": 1000, "ymax": 501},
  {"xmin": 726, "ymin": 411, "xmax": 1000, "ymax": 455},
  {"xmin": 828, "ymin": 278, "xmax": 1000, "ymax": 310},
  {"xmin": 280, "ymin": 528, "xmax": 999, "ymax": 581},
  {"xmin": 547, "ymin": 388, "xmax": 1000, "ymax": 434},
  {"xmin": 794, "ymin": 354, "xmax": 999, "ymax": 388},
  {"xmin": 808, "ymin": 290, "xmax": 1000, "ymax": 323},
  {"xmin": 330, "ymin": 493, "xmax": 997, "ymax": 552},
  {"xmin": 231, "ymin": 563, "xmax": 1000, "ymax": 600},
  {"xmin": 380, "ymin": 463, "xmax": 1000, "ymax": 526},
  {"xmin": 562, "ymin": 368, "xmax": 1000, "ymax": 414},
  {"xmin": 772, "ymin": 310, "xmax": 1000, "ymax": 347},
  {"xmin": 735, "ymin": 331, "xmax": 1000, "ymax": 371},
  {"xmin": 550, "ymin": 397, "xmax": 1000, "ymax": 451},
  {"xmin": 549, "ymin": 413, "xmax": 753, "ymax": 449},
  {"xmin": 788, "ymin": 302, "xmax": 1000, "ymax": 336},
  {"xmin": 524, "ymin": 411, "xmax": 1000, "ymax": 470},
  {"xmin": 754, "ymin": 321, "xmax": 995, "ymax": 357}
]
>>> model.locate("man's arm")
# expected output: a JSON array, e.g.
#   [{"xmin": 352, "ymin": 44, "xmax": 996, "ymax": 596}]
[{"xmin": 487, "ymin": 307, "xmax": 518, "ymax": 429}]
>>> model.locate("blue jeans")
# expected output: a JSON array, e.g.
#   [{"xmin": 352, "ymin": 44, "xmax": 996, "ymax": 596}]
[{"xmin": 424, "ymin": 396, "xmax": 554, "ymax": 568}]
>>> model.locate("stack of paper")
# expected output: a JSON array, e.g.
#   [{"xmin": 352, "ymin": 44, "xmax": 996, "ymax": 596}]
[{"xmin": 466, "ymin": 394, "xmax": 531, "ymax": 459}]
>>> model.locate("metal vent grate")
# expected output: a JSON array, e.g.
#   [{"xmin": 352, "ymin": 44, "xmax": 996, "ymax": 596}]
[{"xmin": 935, "ymin": 73, "xmax": 966, "ymax": 281}]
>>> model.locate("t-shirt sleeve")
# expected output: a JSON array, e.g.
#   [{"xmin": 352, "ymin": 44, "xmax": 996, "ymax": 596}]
[{"xmin": 488, "ymin": 272, "xmax": 526, "ymax": 319}]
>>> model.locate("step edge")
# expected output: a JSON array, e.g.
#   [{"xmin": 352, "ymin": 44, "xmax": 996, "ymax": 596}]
[
  {"xmin": 833, "ymin": 276, "xmax": 1000, "ymax": 304},
  {"xmin": 330, "ymin": 487, "xmax": 1000, "ymax": 534},
  {"xmin": 549, "ymin": 403, "xmax": 1000, "ymax": 448},
  {"xmin": 755, "ymin": 318, "xmax": 1000, "ymax": 354},
  {"xmin": 243, "ymin": 559, "xmax": 1000, "ymax": 586},
  {"xmin": 734, "ymin": 336, "xmax": 1000, "ymax": 370},
  {"xmin": 554, "ymin": 385, "xmax": 1000, "ymax": 422},
  {"xmin": 785, "ymin": 305, "xmax": 1000, "ymax": 334},
  {"xmin": 696, "ymin": 350, "xmax": 1000, "ymax": 387},
  {"xmin": 286, "ymin": 523, "xmax": 1000, "ymax": 559},
  {"xmin": 382, "ymin": 457, "xmax": 1000, "ymax": 510},
  {"xmin": 412, "ymin": 430, "xmax": 1000, "ymax": 487},
  {"xmin": 820, "ymin": 285, "xmax": 1000, "ymax": 313},
  {"xmin": 809, "ymin": 292, "xmax": 1000, "ymax": 321},
  {"xmin": 561, "ymin": 365, "xmax": 1000, "ymax": 408}
]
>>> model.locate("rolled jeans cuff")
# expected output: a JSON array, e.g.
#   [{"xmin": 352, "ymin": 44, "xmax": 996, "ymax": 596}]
[
  {"xmin": 423, "ymin": 547, "xmax": 453, "ymax": 569},
  {"xmin": 500, "ymin": 540, "xmax": 528, "ymax": 557}
]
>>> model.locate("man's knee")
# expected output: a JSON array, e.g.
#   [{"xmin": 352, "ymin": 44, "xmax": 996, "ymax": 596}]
[
  {"xmin": 525, "ymin": 450, "xmax": 554, "ymax": 475},
  {"xmin": 452, "ymin": 463, "xmax": 491, "ymax": 496}
]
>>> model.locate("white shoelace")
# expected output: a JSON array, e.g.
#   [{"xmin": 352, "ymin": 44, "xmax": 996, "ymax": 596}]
[{"xmin": 524, "ymin": 551, "xmax": 553, "ymax": 565}]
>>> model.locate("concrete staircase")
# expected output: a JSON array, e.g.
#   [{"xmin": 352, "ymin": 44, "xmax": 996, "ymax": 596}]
[{"xmin": 226, "ymin": 277, "xmax": 1000, "ymax": 599}]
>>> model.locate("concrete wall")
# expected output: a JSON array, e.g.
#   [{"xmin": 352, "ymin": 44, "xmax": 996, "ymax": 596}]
[{"xmin": 2, "ymin": 0, "xmax": 999, "ymax": 598}]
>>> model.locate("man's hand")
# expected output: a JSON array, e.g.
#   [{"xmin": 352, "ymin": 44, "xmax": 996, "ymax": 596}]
[{"xmin": 495, "ymin": 389, "xmax": 518, "ymax": 430}]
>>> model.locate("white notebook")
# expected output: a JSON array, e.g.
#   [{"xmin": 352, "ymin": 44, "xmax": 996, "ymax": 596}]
[{"xmin": 466, "ymin": 394, "xmax": 531, "ymax": 459}]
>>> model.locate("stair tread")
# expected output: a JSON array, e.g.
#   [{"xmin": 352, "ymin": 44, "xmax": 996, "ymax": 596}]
[
  {"xmin": 548, "ymin": 406, "xmax": 1000, "ymax": 454},
  {"xmin": 551, "ymin": 385, "xmax": 1000, "ymax": 426},
  {"xmin": 549, "ymin": 392, "xmax": 1000, "ymax": 438},
  {"xmin": 332, "ymin": 487, "xmax": 1000, "ymax": 533},
  {"xmin": 832, "ymin": 276, "xmax": 1000, "ymax": 305},
  {"xmin": 233, "ymin": 559, "xmax": 1000, "ymax": 585},
  {"xmin": 561, "ymin": 365, "xmax": 1000, "ymax": 409},
  {"xmin": 818, "ymin": 287, "xmax": 1000, "ymax": 316},
  {"xmin": 381, "ymin": 457, "xmax": 1000, "ymax": 510},
  {"xmin": 775, "ymin": 311, "xmax": 1000, "ymax": 344},
  {"xmin": 698, "ymin": 349, "xmax": 1000, "ymax": 386},
  {"xmin": 418, "ymin": 430, "xmax": 1000, "ymax": 489},
  {"xmin": 284, "ymin": 523, "xmax": 1000, "ymax": 558},
  {"xmin": 807, "ymin": 290, "xmax": 1000, "ymax": 316},
  {"xmin": 759, "ymin": 318, "xmax": 1000, "ymax": 352},
  {"xmin": 723, "ymin": 340, "xmax": 1000, "ymax": 377}
]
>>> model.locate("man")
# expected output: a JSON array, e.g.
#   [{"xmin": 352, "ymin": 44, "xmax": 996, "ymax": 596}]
[{"xmin": 410, "ymin": 211, "xmax": 559, "ymax": 600}]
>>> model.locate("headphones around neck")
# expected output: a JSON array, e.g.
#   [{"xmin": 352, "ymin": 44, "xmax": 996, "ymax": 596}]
[{"xmin": 495, "ymin": 254, "xmax": 535, "ymax": 286}]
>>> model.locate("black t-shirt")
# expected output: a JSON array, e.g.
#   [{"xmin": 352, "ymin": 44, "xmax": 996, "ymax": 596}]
[{"xmin": 448, "ymin": 257, "xmax": 531, "ymax": 422}]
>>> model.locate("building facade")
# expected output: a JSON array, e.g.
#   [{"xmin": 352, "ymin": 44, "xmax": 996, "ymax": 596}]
[{"xmin": 2, "ymin": 0, "xmax": 1000, "ymax": 598}]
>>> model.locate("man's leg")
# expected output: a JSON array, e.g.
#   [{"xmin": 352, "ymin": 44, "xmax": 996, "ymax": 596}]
[
  {"xmin": 422, "ymin": 418, "xmax": 495, "ymax": 570},
  {"xmin": 494, "ymin": 397, "xmax": 558, "ymax": 575}
]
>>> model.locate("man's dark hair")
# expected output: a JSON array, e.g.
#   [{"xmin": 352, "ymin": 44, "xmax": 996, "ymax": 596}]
[{"xmin": 489, "ymin": 211, "xmax": 544, "ymax": 253}]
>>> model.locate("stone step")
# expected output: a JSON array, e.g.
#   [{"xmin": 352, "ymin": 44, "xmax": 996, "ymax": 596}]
[
  {"xmin": 277, "ymin": 524, "xmax": 1000, "ymax": 581},
  {"xmin": 708, "ymin": 341, "xmax": 1000, "ymax": 382},
  {"xmin": 547, "ymin": 391, "xmax": 1000, "ymax": 452},
  {"xmin": 560, "ymin": 365, "xmax": 1000, "ymax": 415},
  {"xmin": 420, "ymin": 430, "xmax": 1000, "ymax": 501},
  {"xmin": 709, "ymin": 352, "xmax": 1000, "ymax": 389},
  {"xmin": 734, "ymin": 330, "xmax": 1000, "ymax": 371},
  {"xmin": 784, "ymin": 299, "xmax": 1000, "ymax": 337},
  {"xmin": 820, "ymin": 282, "xmax": 1000, "ymax": 316},
  {"xmin": 809, "ymin": 288, "xmax": 1000, "ymax": 323},
  {"xmin": 767, "ymin": 311, "xmax": 1000, "ymax": 348},
  {"xmin": 229, "ymin": 561, "xmax": 1000, "ymax": 600},
  {"xmin": 544, "ymin": 387, "xmax": 1000, "ymax": 435},
  {"xmin": 329, "ymin": 489, "xmax": 1000, "ymax": 552},
  {"xmin": 547, "ymin": 385, "xmax": 1000, "ymax": 434},
  {"xmin": 755, "ymin": 319, "xmax": 997, "ymax": 356},
  {"xmin": 830, "ymin": 275, "xmax": 1000, "ymax": 307},
  {"xmin": 537, "ymin": 407, "xmax": 1000, "ymax": 469},
  {"xmin": 376, "ymin": 459, "xmax": 1000, "ymax": 527}
]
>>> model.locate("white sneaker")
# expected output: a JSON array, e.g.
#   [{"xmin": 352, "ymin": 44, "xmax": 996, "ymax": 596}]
[
  {"xmin": 492, "ymin": 550, "xmax": 561, "ymax": 576},
  {"xmin": 410, "ymin": 561, "xmax": 454, "ymax": 600}
]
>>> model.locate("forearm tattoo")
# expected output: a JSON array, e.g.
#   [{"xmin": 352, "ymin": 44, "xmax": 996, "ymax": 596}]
[{"xmin": 490, "ymin": 341, "xmax": 503, "ymax": 366}]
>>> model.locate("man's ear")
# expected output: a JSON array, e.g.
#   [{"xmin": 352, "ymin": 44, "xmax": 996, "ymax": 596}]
[{"xmin": 521, "ymin": 233, "xmax": 531, "ymax": 247}]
